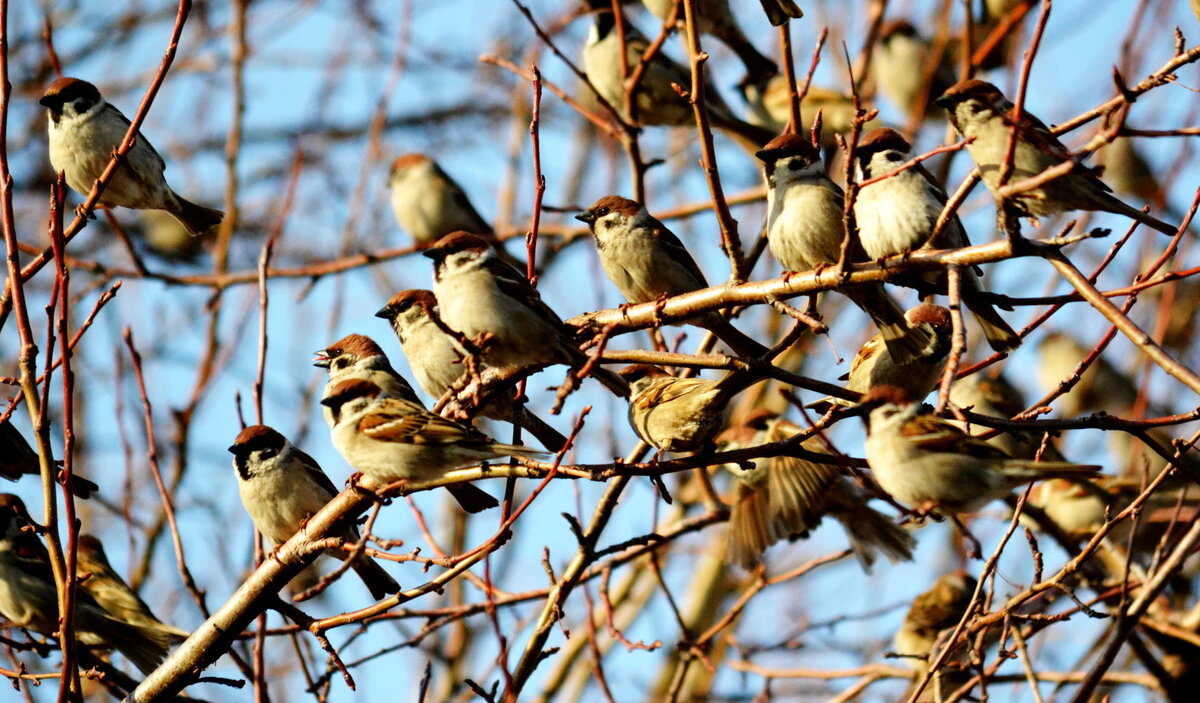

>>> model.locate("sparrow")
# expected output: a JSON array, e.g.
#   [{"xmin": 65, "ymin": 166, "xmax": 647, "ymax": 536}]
[
  {"xmin": 717, "ymin": 410, "xmax": 915, "ymax": 570},
  {"xmin": 852, "ymin": 127, "xmax": 1021, "ymax": 352},
  {"xmin": 859, "ymin": 385, "xmax": 1101, "ymax": 516},
  {"xmin": 0, "ymin": 494, "xmax": 171, "ymax": 674},
  {"xmin": 75, "ymin": 534, "xmax": 189, "ymax": 640},
  {"xmin": 1025, "ymin": 475, "xmax": 1198, "ymax": 551},
  {"xmin": 39, "ymin": 77, "xmax": 223, "ymax": 236},
  {"xmin": 228, "ymin": 425, "xmax": 401, "ymax": 600},
  {"xmin": 575, "ymin": 195, "xmax": 769, "ymax": 358},
  {"xmin": 423, "ymin": 231, "xmax": 629, "ymax": 397},
  {"xmin": 871, "ymin": 20, "xmax": 956, "ymax": 122},
  {"xmin": 948, "ymin": 370, "xmax": 1063, "ymax": 461},
  {"xmin": 620, "ymin": 364, "xmax": 760, "ymax": 453},
  {"xmin": 893, "ymin": 570, "xmax": 976, "ymax": 692},
  {"xmin": 1, "ymin": 418, "xmax": 99, "ymax": 499},
  {"xmin": 375, "ymin": 289, "xmax": 569, "ymax": 452},
  {"xmin": 582, "ymin": 7, "xmax": 776, "ymax": 149},
  {"xmin": 322, "ymin": 379, "xmax": 541, "ymax": 512},
  {"xmin": 641, "ymin": 0, "xmax": 778, "ymax": 81},
  {"xmin": 313, "ymin": 333, "xmax": 425, "ymax": 429},
  {"xmin": 935, "ymin": 79, "xmax": 1176, "ymax": 236},
  {"xmin": 756, "ymin": 133, "xmax": 935, "ymax": 364},
  {"xmin": 388, "ymin": 153, "xmax": 492, "ymax": 245},
  {"xmin": 1035, "ymin": 331, "xmax": 1138, "ymax": 419},
  {"xmin": 823, "ymin": 304, "xmax": 953, "ymax": 408},
  {"xmin": 740, "ymin": 81, "xmax": 882, "ymax": 150}
]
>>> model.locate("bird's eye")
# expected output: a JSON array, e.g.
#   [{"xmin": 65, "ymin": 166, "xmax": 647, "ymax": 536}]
[
  {"xmin": 258, "ymin": 447, "xmax": 277, "ymax": 459},
  {"xmin": 597, "ymin": 207, "xmax": 609, "ymax": 216},
  {"xmin": 886, "ymin": 152, "xmax": 903, "ymax": 162}
]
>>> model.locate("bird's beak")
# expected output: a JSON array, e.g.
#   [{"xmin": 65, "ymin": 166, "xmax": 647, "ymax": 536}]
[
  {"xmin": 421, "ymin": 248, "xmax": 441, "ymax": 261},
  {"xmin": 373, "ymin": 306, "xmax": 391, "ymax": 320},
  {"xmin": 226, "ymin": 444, "xmax": 239, "ymax": 454},
  {"xmin": 37, "ymin": 95, "xmax": 55, "ymax": 108},
  {"xmin": 312, "ymin": 350, "xmax": 331, "ymax": 368},
  {"xmin": 574, "ymin": 210, "xmax": 596, "ymax": 224},
  {"xmin": 319, "ymin": 396, "xmax": 339, "ymax": 408},
  {"xmin": 933, "ymin": 94, "xmax": 954, "ymax": 109}
]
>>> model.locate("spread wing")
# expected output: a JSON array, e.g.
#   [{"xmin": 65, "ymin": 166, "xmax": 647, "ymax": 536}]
[{"xmin": 358, "ymin": 398, "xmax": 482, "ymax": 446}]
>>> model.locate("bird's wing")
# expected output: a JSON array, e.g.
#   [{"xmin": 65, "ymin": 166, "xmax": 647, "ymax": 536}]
[{"xmin": 358, "ymin": 399, "xmax": 480, "ymax": 446}]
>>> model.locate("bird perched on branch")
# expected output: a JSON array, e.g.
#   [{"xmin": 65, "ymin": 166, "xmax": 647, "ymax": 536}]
[
  {"xmin": 757, "ymin": 133, "xmax": 935, "ymax": 364},
  {"xmin": 229, "ymin": 425, "xmax": 400, "ymax": 600},
  {"xmin": 717, "ymin": 410, "xmax": 914, "ymax": 570},
  {"xmin": 936, "ymin": 79, "xmax": 1177, "ymax": 236},
  {"xmin": 0, "ymin": 494, "xmax": 171, "ymax": 674},
  {"xmin": 314, "ymin": 334, "xmax": 424, "ymax": 429},
  {"xmin": 375, "ymin": 289, "xmax": 569, "ymax": 452},
  {"xmin": 740, "ymin": 81, "xmax": 882, "ymax": 150},
  {"xmin": 424, "ymin": 231, "xmax": 629, "ymax": 398},
  {"xmin": 641, "ymin": 0, "xmax": 778, "ymax": 82},
  {"xmin": 576, "ymin": 195, "xmax": 769, "ymax": 358},
  {"xmin": 893, "ymin": 570, "xmax": 977, "ymax": 698},
  {"xmin": 582, "ymin": 5, "xmax": 776, "ymax": 150},
  {"xmin": 814, "ymin": 304, "xmax": 953, "ymax": 410},
  {"xmin": 388, "ymin": 153, "xmax": 492, "ymax": 245},
  {"xmin": 322, "ymin": 379, "xmax": 543, "ymax": 512},
  {"xmin": 858, "ymin": 386, "xmax": 1101, "ymax": 517},
  {"xmin": 620, "ymin": 364, "xmax": 761, "ymax": 453},
  {"xmin": 852, "ymin": 128, "xmax": 1020, "ymax": 352},
  {"xmin": 76, "ymin": 534, "xmax": 190, "ymax": 641},
  {"xmin": 0, "ymin": 418, "xmax": 98, "ymax": 499},
  {"xmin": 871, "ymin": 20, "xmax": 957, "ymax": 122},
  {"xmin": 39, "ymin": 77, "xmax": 223, "ymax": 236}
]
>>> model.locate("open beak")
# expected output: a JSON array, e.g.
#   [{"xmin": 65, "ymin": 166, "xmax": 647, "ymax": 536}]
[{"xmin": 312, "ymin": 350, "xmax": 331, "ymax": 368}]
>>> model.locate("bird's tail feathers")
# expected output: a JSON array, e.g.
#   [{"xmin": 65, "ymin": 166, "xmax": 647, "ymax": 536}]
[{"xmin": 169, "ymin": 193, "xmax": 224, "ymax": 236}]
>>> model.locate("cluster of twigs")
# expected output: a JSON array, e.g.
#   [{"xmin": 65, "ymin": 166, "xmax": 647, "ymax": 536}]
[{"xmin": 2, "ymin": 1, "xmax": 1200, "ymax": 702}]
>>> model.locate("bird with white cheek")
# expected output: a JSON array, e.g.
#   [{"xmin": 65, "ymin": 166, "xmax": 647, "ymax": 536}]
[
  {"xmin": 313, "ymin": 334, "xmax": 424, "ymax": 430},
  {"xmin": 424, "ymin": 231, "xmax": 629, "ymax": 398},
  {"xmin": 39, "ymin": 77, "xmax": 223, "ymax": 236},
  {"xmin": 229, "ymin": 425, "xmax": 400, "ymax": 600},
  {"xmin": 756, "ymin": 133, "xmax": 935, "ymax": 364},
  {"xmin": 576, "ymin": 195, "xmax": 769, "ymax": 359},
  {"xmin": 322, "ymin": 379, "xmax": 543, "ymax": 512},
  {"xmin": 388, "ymin": 153, "xmax": 492, "ymax": 245},
  {"xmin": 859, "ymin": 386, "xmax": 1100, "ymax": 518},
  {"xmin": 852, "ymin": 128, "xmax": 1020, "ymax": 352},
  {"xmin": 936, "ymin": 79, "xmax": 1176, "ymax": 236},
  {"xmin": 375, "ymin": 289, "xmax": 569, "ymax": 452}
]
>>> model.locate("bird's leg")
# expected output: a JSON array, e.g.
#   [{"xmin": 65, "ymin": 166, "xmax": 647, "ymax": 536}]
[{"xmin": 949, "ymin": 514, "xmax": 984, "ymax": 560}]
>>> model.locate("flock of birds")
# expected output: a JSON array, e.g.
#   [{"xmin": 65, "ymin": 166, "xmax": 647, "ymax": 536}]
[{"xmin": 0, "ymin": 0, "xmax": 1194, "ymax": 693}]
